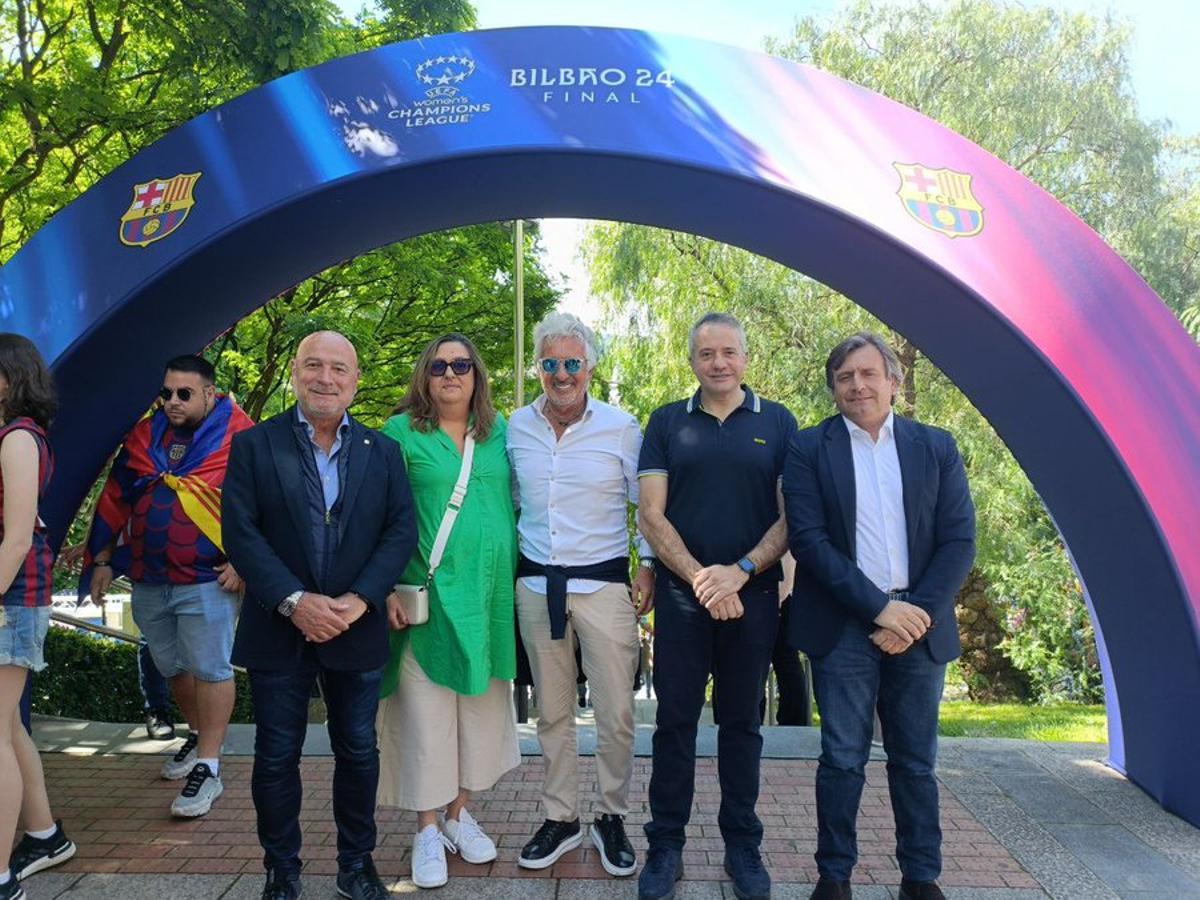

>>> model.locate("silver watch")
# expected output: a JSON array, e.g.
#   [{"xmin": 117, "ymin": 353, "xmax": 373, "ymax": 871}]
[
  {"xmin": 638, "ymin": 558, "xmax": 656, "ymax": 570},
  {"xmin": 277, "ymin": 590, "xmax": 304, "ymax": 618}
]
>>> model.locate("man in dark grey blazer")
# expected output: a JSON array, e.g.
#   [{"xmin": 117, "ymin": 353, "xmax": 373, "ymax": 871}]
[
  {"xmin": 223, "ymin": 330, "xmax": 415, "ymax": 900},
  {"xmin": 782, "ymin": 332, "xmax": 975, "ymax": 900}
]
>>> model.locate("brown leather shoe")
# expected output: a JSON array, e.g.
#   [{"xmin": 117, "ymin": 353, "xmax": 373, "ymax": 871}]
[
  {"xmin": 898, "ymin": 880, "xmax": 946, "ymax": 900},
  {"xmin": 808, "ymin": 877, "xmax": 852, "ymax": 899}
]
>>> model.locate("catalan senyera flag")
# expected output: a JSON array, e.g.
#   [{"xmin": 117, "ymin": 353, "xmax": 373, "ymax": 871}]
[{"xmin": 78, "ymin": 394, "xmax": 254, "ymax": 598}]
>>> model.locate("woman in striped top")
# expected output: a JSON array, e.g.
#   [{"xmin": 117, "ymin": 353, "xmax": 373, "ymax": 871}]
[{"xmin": 0, "ymin": 334, "xmax": 74, "ymax": 900}]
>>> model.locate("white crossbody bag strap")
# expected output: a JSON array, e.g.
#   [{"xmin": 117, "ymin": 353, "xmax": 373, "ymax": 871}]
[{"xmin": 423, "ymin": 433, "xmax": 476, "ymax": 585}]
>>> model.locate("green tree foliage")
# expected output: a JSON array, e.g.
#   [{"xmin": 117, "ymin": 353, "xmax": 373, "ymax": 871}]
[
  {"xmin": 586, "ymin": 0, "xmax": 1200, "ymax": 702},
  {"xmin": 2, "ymin": 1, "xmax": 559, "ymax": 564},
  {"xmin": 33, "ymin": 626, "xmax": 256, "ymax": 723},
  {"xmin": 211, "ymin": 222, "xmax": 557, "ymax": 426}
]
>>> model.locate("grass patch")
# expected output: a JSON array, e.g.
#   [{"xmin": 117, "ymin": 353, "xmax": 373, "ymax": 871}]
[{"xmin": 937, "ymin": 701, "xmax": 1106, "ymax": 742}]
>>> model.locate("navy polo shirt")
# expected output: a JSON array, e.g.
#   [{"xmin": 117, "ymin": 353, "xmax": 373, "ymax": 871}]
[{"xmin": 639, "ymin": 386, "xmax": 798, "ymax": 588}]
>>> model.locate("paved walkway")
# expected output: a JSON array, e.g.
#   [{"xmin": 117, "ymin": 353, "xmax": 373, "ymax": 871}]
[{"xmin": 20, "ymin": 718, "xmax": 1200, "ymax": 898}]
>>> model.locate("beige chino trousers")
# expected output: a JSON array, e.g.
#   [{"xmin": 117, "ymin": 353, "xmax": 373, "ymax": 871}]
[{"xmin": 516, "ymin": 580, "xmax": 640, "ymax": 822}]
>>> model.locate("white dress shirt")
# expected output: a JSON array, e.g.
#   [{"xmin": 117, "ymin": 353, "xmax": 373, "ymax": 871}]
[
  {"xmin": 507, "ymin": 395, "xmax": 652, "ymax": 595},
  {"xmin": 845, "ymin": 412, "xmax": 909, "ymax": 592}
]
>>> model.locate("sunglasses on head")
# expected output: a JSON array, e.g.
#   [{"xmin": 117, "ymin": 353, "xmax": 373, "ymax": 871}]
[
  {"xmin": 159, "ymin": 387, "xmax": 198, "ymax": 402},
  {"xmin": 540, "ymin": 357, "xmax": 584, "ymax": 375},
  {"xmin": 430, "ymin": 358, "xmax": 473, "ymax": 377}
]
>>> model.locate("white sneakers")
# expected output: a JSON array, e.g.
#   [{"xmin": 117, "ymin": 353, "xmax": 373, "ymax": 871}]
[
  {"xmin": 441, "ymin": 808, "xmax": 497, "ymax": 864},
  {"xmin": 411, "ymin": 824, "xmax": 451, "ymax": 889},
  {"xmin": 411, "ymin": 809, "xmax": 497, "ymax": 889}
]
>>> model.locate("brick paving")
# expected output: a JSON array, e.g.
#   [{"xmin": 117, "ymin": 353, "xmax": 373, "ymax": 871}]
[{"xmin": 40, "ymin": 753, "xmax": 1037, "ymax": 890}]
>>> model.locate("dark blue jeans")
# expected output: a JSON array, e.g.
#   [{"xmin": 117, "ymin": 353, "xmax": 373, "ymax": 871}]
[
  {"xmin": 249, "ymin": 659, "xmax": 384, "ymax": 876},
  {"xmin": 645, "ymin": 576, "xmax": 777, "ymax": 851},
  {"xmin": 138, "ymin": 636, "xmax": 171, "ymax": 713},
  {"xmin": 810, "ymin": 622, "xmax": 946, "ymax": 882}
]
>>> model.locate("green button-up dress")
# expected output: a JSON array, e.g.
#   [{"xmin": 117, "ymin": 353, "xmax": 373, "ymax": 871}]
[{"xmin": 379, "ymin": 413, "xmax": 517, "ymax": 697}]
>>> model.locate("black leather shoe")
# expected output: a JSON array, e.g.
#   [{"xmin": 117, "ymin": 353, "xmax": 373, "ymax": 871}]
[
  {"xmin": 808, "ymin": 877, "xmax": 852, "ymax": 900},
  {"xmin": 724, "ymin": 845, "xmax": 771, "ymax": 899},
  {"xmin": 336, "ymin": 856, "xmax": 387, "ymax": 900},
  {"xmin": 260, "ymin": 869, "xmax": 301, "ymax": 900},
  {"xmin": 638, "ymin": 846, "xmax": 683, "ymax": 900},
  {"xmin": 518, "ymin": 818, "xmax": 583, "ymax": 869},
  {"xmin": 898, "ymin": 880, "xmax": 945, "ymax": 900},
  {"xmin": 590, "ymin": 813, "xmax": 637, "ymax": 876}
]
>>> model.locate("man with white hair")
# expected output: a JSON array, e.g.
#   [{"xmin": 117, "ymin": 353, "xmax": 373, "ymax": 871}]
[{"xmin": 507, "ymin": 312, "xmax": 656, "ymax": 878}]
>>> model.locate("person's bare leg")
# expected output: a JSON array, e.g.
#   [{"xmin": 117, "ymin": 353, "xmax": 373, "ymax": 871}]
[
  {"xmin": 170, "ymin": 672, "xmax": 197, "ymax": 734},
  {"xmin": 13, "ymin": 702, "xmax": 53, "ymax": 832},
  {"xmin": 417, "ymin": 808, "xmax": 438, "ymax": 830},
  {"xmin": 0, "ymin": 667, "xmax": 27, "ymax": 864},
  {"xmin": 446, "ymin": 788, "xmax": 471, "ymax": 821},
  {"xmin": 193, "ymin": 677, "xmax": 234, "ymax": 760}
]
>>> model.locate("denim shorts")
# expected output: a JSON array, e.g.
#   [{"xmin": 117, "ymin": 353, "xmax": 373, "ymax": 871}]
[
  {"xmin": 0, "ymin": 605, "xmax": 52, "ymax": 672},
  {"xmin": 131, "ymin": 580, "xmax": 238, "ymax": 682}
]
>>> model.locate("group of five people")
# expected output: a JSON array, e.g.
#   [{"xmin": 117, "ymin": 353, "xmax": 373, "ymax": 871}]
[{"xmin": 0, "ymin": 309, "xmax": 972, "ymax": 900}]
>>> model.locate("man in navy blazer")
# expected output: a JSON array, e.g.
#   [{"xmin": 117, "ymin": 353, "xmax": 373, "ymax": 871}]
[
  {"xmin": 782, "ymin": 333, "xmax": 974, "ymax": 900},
  {"xmin": 223, "ymin": 331, "xmax": 415, "ymax": 900}
]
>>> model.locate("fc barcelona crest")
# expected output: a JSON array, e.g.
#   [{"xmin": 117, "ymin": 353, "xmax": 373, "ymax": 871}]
[
  {"xmin": 119, "ymin": 172, "xmax": 201, "ymax": 248},
  {"xmin": 894, "ymin": 163, "xmax": 983, "ymax": 239}
]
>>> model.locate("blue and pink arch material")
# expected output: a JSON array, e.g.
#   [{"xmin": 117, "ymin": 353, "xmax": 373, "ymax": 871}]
[{"xmin": 2, "ymin": 27, "xmax": 1198, "ymax": 824}]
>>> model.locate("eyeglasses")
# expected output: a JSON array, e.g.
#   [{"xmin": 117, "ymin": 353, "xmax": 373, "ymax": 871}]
[
  {"xmin": 430, "ymin": 358, "xmax": 473, "ymax": 377},
  {"xmin": 159, "ymin": 387, "xmax": 197, "ymax": 402},
  {"xmin": 540, "ymin": 357, "xmax": 584, "ymax": 375}
]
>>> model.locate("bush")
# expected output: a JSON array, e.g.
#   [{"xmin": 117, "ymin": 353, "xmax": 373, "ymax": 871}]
[{"xmin": 31, "ymin": 625, "xmax": 255, "ymax": 723}]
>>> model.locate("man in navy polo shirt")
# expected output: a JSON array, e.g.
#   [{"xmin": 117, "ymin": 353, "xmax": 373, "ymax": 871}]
[{"xmin": 637, "ymin": 312, "xmax": 798, "ymax": 900}]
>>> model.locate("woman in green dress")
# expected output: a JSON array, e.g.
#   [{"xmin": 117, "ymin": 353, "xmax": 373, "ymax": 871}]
[{"xmin": 376, "ymin": 334, "xmax": 519, "ymax": 890}]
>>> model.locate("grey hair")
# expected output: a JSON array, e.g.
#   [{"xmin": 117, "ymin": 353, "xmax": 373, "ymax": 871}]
[
  {"xmin": 824, "ymin": 332, "xmax": 904, "ymax": 393},
  {"xmin": 532, "ymin": 311, "xmax": 599, "ymax": 369},
  {"xmin": 688, "ymin": 312, "xmax": 747, "ymax": 358}
]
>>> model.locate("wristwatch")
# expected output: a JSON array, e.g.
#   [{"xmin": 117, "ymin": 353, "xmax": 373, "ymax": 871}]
[
  {"xmin": 638, "ymin": 558, "xmax": 656, "ymax": 570},
  {"xmin": 277, "ymin": 590, "xmax": 304, "ymax": 618},
  {"xmin": 736, "ymin": 557, "xmax": 756, "ymax": 576}
]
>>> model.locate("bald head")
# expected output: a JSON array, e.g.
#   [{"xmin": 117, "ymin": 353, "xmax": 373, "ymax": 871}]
[{"xmin": 291, "ymin": 330, "xmax": 360, "ymax": 423}]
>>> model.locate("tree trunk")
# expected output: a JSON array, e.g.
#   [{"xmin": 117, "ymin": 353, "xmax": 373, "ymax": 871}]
[{"xmin": 955, "ymin": 569, "xmax": 1032, "ymax": 702}]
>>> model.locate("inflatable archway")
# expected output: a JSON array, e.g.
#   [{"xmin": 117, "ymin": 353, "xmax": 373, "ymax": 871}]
[{"xmin": 3, "ymin": 26, "xmax": 1198, "ymax": 825}]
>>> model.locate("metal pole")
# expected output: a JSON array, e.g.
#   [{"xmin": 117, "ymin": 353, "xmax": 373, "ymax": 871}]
[{"xmin": 514, "ymin": 219, "xmax": 525, "ymax": 409}]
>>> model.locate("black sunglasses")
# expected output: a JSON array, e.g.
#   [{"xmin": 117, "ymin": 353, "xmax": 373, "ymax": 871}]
[
  {"xmin": 431, "ymin": 358, "xmax": 473, "ymax": 377},
  {"xmin": 159, "ymin": 387, "xmax": 198, "ymax": 402}
]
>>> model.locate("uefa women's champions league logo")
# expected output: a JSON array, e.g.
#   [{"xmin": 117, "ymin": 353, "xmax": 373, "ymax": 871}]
[
  {"xmin": 387, "ymin": 53, "xmax": 491, "ymax": 129},
  {"xmin": 119, "ymin": 173, "xmax": 201, "ymax": 248},
  {"xmin": 415, "ymin": 55, "xmax": 476, "ymax": 98}
]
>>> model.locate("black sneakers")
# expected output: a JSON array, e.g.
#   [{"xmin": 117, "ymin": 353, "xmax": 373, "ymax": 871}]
[
  {"xmin": 637, "ymin": 846, "xmax": 683, "ymax": 900},
  {"xmin": 517, "ymin": 818, "xmax": 583, "ymax": 869},
  {"xmin": 261, "ymin": 868, "xmax": 302, "ymax": 899},
  {"xmin": 724, "ymin": 845, "xmax": 771, "ymax": 900},
  {"xmin": 590, "ymin": 813, "xmax": 637, "ymax": 876},
  {"xmin": 0, "ymin": 877, "xmax": 25, "ymax": 900},
  {"xmin": 8, "ymin": 819, "xmax": 77, "ymax": 880},
  {"xmin": 809, "ymin": 877, "xmax": 852, "ymax": 900},
  {"xmin": 335, "ymin": 856, "xmax": 387, "ymax": 899},
  {"xmin": 898, "ymin": 880, "xmax": 946, "ymax": 900}
]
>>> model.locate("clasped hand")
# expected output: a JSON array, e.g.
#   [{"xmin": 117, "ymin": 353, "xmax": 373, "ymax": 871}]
[
  {"xmin": 692, "ymin": 564, "xmax": 747, "ymax": 620},
  {"xmin": 871, "ymin": 599, "xmax": 932, "ymax": 655},
  {"xmin": 292, "ymin": 591, "xmax": 368, "ymax": 643}
]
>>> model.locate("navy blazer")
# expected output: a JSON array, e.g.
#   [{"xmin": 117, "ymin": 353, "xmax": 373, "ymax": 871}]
[
  {"xmin": 223, "ymin": 406, "xmax": 416, "ymax": 672},
  {"xmin": 782, "ymin": 414, "xmax": 975, "ymax": 663}
]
